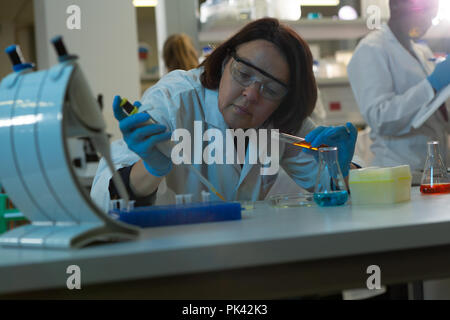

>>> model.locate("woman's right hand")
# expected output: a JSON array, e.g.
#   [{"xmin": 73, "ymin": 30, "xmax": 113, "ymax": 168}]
[{"xmin": 113, "ymin": 95, "xmax": 173, "ymax": 177}]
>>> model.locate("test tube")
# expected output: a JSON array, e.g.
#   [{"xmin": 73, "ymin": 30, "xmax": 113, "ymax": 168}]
[
  {"xmin": 201, "ymin": 191, "xmax": 211, "ymax": 202},
  {"xmin": 109, "ymin": 199, "xmax": 122, "ymax": 211},
  {"xmin": 272, "ymin": 131, "xmax": 327, "ymax": 151},
  {"xmin": 126, "ymin": 200, "xmax": 136, "ymax": 212},
  {"xmin": 175, "ymin": 194, "xmax": 184, "ymax": 205},
  {"xmin": 183, "ymin": 194, "xmax": 193, "ymax": 204},
  {"xmin": 109, "ymin": 200, "xmax": 117, "ymax": 211}
]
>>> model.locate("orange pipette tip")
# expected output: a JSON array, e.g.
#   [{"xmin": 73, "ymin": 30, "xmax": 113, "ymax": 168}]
[
  {"xmin": 215, "ymin": 191, "xmax": 226, "ymax": 201},
  {"xmin": 293, "ymin": 142, "xmax": 328, "ymax": 151}
]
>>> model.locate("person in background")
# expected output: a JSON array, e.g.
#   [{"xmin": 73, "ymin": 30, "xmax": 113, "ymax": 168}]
[
  {"xmin": 347, "ymin": 0, "xmax": 450, "ymax": 184},
  {"xmin": 348, "ymin": 0, "xmax": 450, "ymax": 299},
  {"xmin": 163, "ymin": 33, "xmax": 199, "ymax": 72}
]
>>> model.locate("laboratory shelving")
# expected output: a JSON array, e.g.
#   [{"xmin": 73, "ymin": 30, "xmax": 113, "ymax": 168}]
[{"xmin": 199, "ymin": 17, "xmax": 373, "ymax": 43}]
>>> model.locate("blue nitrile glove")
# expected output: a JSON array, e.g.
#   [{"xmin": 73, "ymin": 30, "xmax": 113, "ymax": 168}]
[
  {"xmin": 304, "ymin": 122, "xmax": 357, "ymax": 177},
  {"xmin": 428, "ymin": 55, "xmax": 450, "ymax": 92},
  {"xmin": 113, "ymin": 95, "xmax": 172, "ymax": 177}
]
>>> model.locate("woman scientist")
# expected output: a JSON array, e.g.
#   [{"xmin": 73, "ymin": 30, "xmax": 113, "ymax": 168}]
[
  {"xmin": 91, "ymin": 18, "xmax": 357, "ymax": 210},
  {"xmin": 348, "ymin": 0, "xmax": 450, "ymax": 183}
]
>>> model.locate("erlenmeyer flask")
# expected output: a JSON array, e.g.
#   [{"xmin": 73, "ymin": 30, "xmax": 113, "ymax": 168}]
[
  {"xmin": 314, "ymin": 147, "xmax": 349, "ymax": 206},
  {"xmin": 420, "ymin": 141, "xmax": 450, "ymax": 194}
]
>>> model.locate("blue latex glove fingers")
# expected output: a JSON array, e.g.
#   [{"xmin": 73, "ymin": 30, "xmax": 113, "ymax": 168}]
[
  {"xmin": 126, "ymin": 122, "xmax": 167, "ymax": 145},
  {"xmin": 141, "ymin": 131, "xmax": 172, "ymax": 153},
  {"xmin": 345, "ymin": 122, "xmax": 358, "ymax": 140},
  {"xmin": 113, "ymin": 94, "xmax": 173, "ymax": 176},
  {"xmin": 140, "ymin": 131, "xmax": 173, "ymax": 177},
  {"xmin": 428, "ymin": 55, "xmax": 450, "ymax": 92},
  {"xmin": 124, "ymin": 123, "xmax": 173, "ymax": 177},
  {"xmin": 309, "ymin": 127, "xmax": 343, "ymax": 148},
  {"xmin": 303, "ymin": 126, "xmax": 327, "ymax": 157},
  {"xmin": 126, "ymin": 127, "xmax": 171, "ymax": 158},
  {"xmin": 119, "ymin": 112, "xmax": 151, "ymax": 135},
  {"xmin": 307, "ymin": 123, "xmax": 356, "ymax": 147},
  {"xmin": 113, "ymin": 95, "xmax": 127, "ymax": 121},
  {"xmin": 113, "ymin": 95, "xmax": 143, "ymax": 121},
  {"xmin": 337, "ymin": 123, "xmax": 357, "ymax": 177},
  {"xmin": 305, "ymin": 126, "xmax": 327, "ymax": 144},
  {"xmin": 304, "ymin": 123, "xmax": 357, "ymax": 177}
]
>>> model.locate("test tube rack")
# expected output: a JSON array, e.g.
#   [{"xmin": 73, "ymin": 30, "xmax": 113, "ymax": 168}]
[{"xmin": 112, "ymin": 201, "xmax": 242, "ymax": 228}]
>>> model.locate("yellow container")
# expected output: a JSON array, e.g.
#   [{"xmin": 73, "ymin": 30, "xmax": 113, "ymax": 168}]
[{"xmin": 349, "ymin": 165, "xmax": 412, "ymax": 205}]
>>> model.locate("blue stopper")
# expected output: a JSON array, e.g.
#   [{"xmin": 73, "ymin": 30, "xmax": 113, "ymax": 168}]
[
  {"xmin": 50, "ymin": 35, "xmax": 77, "ymax": 62},
  {"xmin": 4, "ymin": 44, "xmax": 34, "ymax": 72}
]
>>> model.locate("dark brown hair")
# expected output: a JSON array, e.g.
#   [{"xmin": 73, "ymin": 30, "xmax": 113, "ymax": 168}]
[
  {"xmin": 163, "ymin": 33, "xmax": 199, "ymax": 72},
  {"xmin": 200, "ymin": 18, "xmax": 317, "ymax": 134}
]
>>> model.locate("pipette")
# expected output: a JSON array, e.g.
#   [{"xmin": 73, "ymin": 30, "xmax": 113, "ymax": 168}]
[
  {"xmin": 120, "ymin": 98, "xmax": 226, "ymax": 201},
  {"xmin": 188, "ymin": 165, "xmax": 226, "ymax": 201},
  {"xmin": 272, "ymin": 131, "xmax": 328, "ymax": 151}
]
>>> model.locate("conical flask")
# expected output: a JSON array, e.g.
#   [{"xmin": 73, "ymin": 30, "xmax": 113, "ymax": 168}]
[
  {"xmin": 420, "ymin": 141, "xmax": 450, "ymax": 194},
  {"xmin": 314, "ymin": 147, "xmax": 349, "ymax": 206}
]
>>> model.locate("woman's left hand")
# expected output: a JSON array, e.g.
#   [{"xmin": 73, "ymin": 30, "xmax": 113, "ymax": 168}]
[{"xmin": 304, "ymin": 122, "xmax": 358, "ymax": 177}]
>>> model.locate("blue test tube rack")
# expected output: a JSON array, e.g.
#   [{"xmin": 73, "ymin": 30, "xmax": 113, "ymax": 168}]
[{"xmin": 112, "ymin": 202, "xmax": 242, "ymax": 228}]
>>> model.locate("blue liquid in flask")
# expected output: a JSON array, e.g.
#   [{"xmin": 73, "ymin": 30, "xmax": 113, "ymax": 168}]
[{"xmin": 313, "ymin": 190, "xmax": 348, "ymax": 207}]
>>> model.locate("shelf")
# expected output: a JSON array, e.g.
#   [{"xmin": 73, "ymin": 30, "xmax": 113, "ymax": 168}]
[
  {"xmin": 140, "ymin": 73, "xmax": 159, "ymax": 81},
  {"xmin": 199, "ymin": 18, "xmax": 373, "ymax": 43},
  {"xmin": 423, "ymin": 20, "xmax": 450, "ymax": 40},
  {"xmin": 316, "ymin": 76, "xmax": 349, "ymax": 86}
]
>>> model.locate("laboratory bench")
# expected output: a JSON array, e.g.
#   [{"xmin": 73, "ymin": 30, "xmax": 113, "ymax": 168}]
[{"xmin": 0, "ymin": 188, "xmax": 449, "ymax": 299}]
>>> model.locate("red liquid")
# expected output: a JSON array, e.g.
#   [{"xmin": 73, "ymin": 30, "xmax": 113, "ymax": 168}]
[
  {"xmin": 420, "ymin": 183, "xmax": 450, "ymax": 194},
  {"xmin": 293, "ymin": 142, "xmax": 328, "ymax": 151}
]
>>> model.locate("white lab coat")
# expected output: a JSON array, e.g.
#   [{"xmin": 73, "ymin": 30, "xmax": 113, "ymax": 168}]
[
  {"xmin": 91, "ymin": 68, "xmax": 319, "ymax": 211},
  {"xmin": 347, "ymin": 24, "xmax": 450, "ymax": 177},
  {"xmin": 348, "ymin": 24, "xmax": 450, "ymax": 299}
]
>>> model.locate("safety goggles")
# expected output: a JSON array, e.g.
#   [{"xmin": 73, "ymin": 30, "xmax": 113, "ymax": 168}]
[{"xmin": 230, "ymin": 50, "xmax": 289, "ymax": 101}]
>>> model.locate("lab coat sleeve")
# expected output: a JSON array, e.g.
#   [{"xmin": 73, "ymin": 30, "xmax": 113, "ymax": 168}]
[
  {"xmin": 90, "ymin": 139, "xmax": 140, "ymax": 212},
  {"xmin": 91, "ymin": 70, "xmax": 204, "ymax": 211},
  {"xmin": 347, "ymin": 43, "xmax": 435, "ymax": 136},
  {"xmin": 280, "ymin": 118, "xmax": 319, "ymax": 192},
  {"xmin": 138, "ymin": 70, "xmax": 201, "ymax": 131}
]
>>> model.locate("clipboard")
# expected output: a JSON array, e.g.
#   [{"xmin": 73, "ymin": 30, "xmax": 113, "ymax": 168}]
[{"xmin": 412, "ymin": 84, "xmax": 450, "ymax": 129}]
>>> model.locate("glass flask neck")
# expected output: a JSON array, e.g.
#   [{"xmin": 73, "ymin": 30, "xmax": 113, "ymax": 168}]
[
  {"xmin": 427, "ymin": 141, "xmax": 440, "ymax": 159},
  {"xmin": 318, "ymin": 147, "xmax": 339, "ymax": 164}
]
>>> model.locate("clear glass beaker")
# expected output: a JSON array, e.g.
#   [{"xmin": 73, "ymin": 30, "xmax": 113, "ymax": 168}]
[
  {"xmin": 420, "ymin": 141, "xmax": 450, "ymax": 194},
  {"xmin": 313, "ymin": 147, "xmax": 349, "ymax": 206},
  {"xmin": 268, "ymin": 192, "xmax": 314, "ymax": 208}
]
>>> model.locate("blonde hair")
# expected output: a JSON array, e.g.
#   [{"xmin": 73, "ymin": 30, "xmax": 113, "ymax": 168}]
[{"xmin": 163, "ymin": 33, "xmax": 199, "ymax": 72}]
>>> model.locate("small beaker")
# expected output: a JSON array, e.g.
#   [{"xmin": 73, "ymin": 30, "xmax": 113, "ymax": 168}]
[
  {"xmin": 420, "ymin": 141, "xmax": 450, "ymax": 194},
  {"xmin": 314, "ymin": 147, "xmax": 349, "ymax": 206}
]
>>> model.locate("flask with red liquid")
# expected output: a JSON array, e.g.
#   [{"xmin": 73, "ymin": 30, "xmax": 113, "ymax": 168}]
[{"xmin": 420, "ymin": 141, "xmax": 450, "ymax": 194}]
